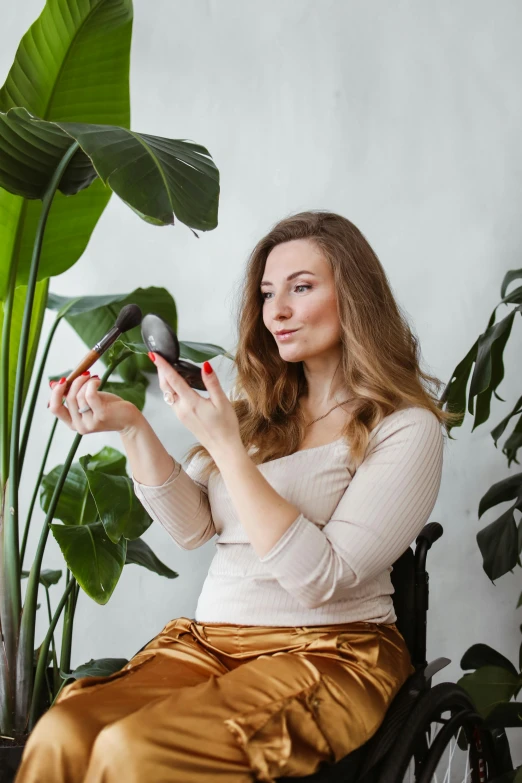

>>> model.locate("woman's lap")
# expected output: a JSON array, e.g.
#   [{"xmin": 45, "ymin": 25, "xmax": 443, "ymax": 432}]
[{"xmin": 16, "ymin": 617, "xmax": 413, "ymax": 783}]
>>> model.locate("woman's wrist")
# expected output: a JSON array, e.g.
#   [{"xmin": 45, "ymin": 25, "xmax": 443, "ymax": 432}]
[{"xmin": 118, "ymin": 406, "xmax": 146, "ymax": 438}]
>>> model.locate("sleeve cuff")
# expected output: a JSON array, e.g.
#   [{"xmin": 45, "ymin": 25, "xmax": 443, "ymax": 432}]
[
  {"xmin": 132, "ymin": 456, "xmax": 181, "ymax": 492},
  {"xmin": 259, "ymin": 513, "xmax": 309, "ymax": 563}
]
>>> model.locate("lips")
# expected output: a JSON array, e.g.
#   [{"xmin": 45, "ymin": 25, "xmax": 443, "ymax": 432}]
[{"xmin": 275, "ymin": 329, "xmax": 298, "ymax": 340}]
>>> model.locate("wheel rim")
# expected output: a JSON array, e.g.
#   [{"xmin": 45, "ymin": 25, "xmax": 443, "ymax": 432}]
[{"xmin": 398, "ymin": 706, "xmax": 494, "ymax": 783}]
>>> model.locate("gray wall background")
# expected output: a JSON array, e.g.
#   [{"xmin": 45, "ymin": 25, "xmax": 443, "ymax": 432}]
[{"xmin": 1, "ymin": 0, "xmax": 521, "ymax": 764}]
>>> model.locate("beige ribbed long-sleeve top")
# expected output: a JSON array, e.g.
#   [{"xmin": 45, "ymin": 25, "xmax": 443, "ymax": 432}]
[{"xmin": 132, "ymin": 406, "xmax": 444, "ymax": 626}]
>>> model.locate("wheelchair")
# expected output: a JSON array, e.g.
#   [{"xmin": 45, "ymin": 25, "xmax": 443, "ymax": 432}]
[
  {"xmin": 276, "ymin": 522, "xmax": 512, "ymax": 783},
  {"xmin": 130, "ymin": 522, "xmax": 512, "ymax": 782}
]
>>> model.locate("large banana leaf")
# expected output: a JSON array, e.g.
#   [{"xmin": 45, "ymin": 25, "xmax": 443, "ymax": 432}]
[
  {"xmin": 46, "ymin": 288, "xmax": 231, "ymax": 382},
  {"xmin": 79, "ymin": 454, "xmax": 152, "ymax": 543},
  {"xmin": 125, "ymin": 538, "xmax": 178, "ymax": 578},
  {"xmin": 0, "ymin": 0, "xmax": 133, "ymax": 458},
  {"xmin": 0, "ymin": 0, "xmax": 132, "ymax": 299},
  {"xmin": 51, "ymin": 521, "xmax": 126, "ymax": 605},
  {"xmin": 0, "ymin": 108, "xmax": 220, "ymax": 232},
  {"xmin": 40, "ymin": 464, "xmax": 98, "ymax": 527},
  {"xmin": 40, "ymin": 446, "xmax": 174, "ymax": 603}
]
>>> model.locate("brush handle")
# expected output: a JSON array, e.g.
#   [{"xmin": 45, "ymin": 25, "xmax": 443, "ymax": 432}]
[
  {"xmin": 46, "ymin": 348, "xmax": 101, "ymax": 407},
  {"xmin": 64, "ymin": 348, "xmax": 102, "ymax": 391}
]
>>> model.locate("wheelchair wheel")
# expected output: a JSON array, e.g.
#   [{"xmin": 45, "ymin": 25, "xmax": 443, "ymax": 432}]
[{"xmin": 378, "ymin": 682, "xmax": 498, "ymax": 783}]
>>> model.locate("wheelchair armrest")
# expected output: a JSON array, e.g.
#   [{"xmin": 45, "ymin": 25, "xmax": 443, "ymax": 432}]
[
  {"xmin": 407, "ymin": 656, "xmax": 451, "ymax": 697},
  {"xmin": 416, "ymin": 522, "xmax": 443, "ymax": 549}
]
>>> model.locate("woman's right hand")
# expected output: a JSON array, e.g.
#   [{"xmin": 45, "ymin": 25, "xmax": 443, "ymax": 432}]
[{"xmin": 48, "ymin": 372, "xmax": 141, "ymax": 435}]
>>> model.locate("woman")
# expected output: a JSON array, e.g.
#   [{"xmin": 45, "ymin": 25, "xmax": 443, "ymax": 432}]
[{"xmin": 16, "ymin": 210, "xmax": 458, "ymax": 783}]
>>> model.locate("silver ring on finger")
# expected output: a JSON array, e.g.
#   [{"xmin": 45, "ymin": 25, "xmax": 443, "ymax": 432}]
[
  {"xmin": 78, "ymin": 405, "xmax": 92, "ymax": 414},
  {"xmin": 163, "ymin": 391, "xmax": 176, "ymax": 406}
]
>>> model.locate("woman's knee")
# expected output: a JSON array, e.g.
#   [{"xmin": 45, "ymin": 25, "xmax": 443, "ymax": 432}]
[
  {"xmin": 17, "ymin": 703, "xmax": 94, "ymax": 782},
  {"xmin": 27, "ymin": 701, "xmax": 97, "ymax": 764},
  {"xmin": 29, "ymin": 703, "xmax": 82, "ymax": 746},
  {"xmin": 86, "ymin": 720, "xmax": 143, "ymax": 781}
]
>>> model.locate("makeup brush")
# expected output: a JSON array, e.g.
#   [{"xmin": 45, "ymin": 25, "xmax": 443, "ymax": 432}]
[{"xmin": 48, "ymin": 303, "xmax": 143, "ymax": 401}]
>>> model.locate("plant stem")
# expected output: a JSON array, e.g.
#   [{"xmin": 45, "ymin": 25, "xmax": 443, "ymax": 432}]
[
  {"xmin": 44, "ymin": 587, "xmax": 59, "ymax": 694},
  {"xmin": 0, "ymin": 204, "xmax": 26, "ymax": 495},
  {"xmin": 62, "ymin": 581, "xmax": 80, "ymax": 682},
  {"xmin": 3, "ymin": 142, "xmax": 80, "ymax": 710},
  {"xmin": 60, "ymin": 474, "xmax": 89, "ymax": 678},
  {"xmin": 20, "ymin": 417, "xmax": 58, "ymax": 570},
  {"xmin": 60, "ymin": 574, "xmax": 80, "ymax": 679},
  {"xmin": 49, "ymin": 677, "xmax": 67, "ymax": 709},
  {"xmin": 59, "ymin": 570, "xmax": 74, "ymax": 676},
  {"xmin": 28, "ymin": 578, "xmax": 75, "ymax": 730},
  {"xmin": 19, "ymin": 313, "xmax": 63, "ymax": 475},
  {"xmin": 0, "ymin": 222, "xmax": 25, "ymax": 734},
  {"xmin": 15, "ymin": 351, "xmax": 131, "ymax": 731}
]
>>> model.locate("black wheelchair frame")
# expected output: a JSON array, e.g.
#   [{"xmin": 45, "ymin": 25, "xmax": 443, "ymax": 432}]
[{"xmin": 276, "ymin": 522, "xmax": 513, "ymax": 783}]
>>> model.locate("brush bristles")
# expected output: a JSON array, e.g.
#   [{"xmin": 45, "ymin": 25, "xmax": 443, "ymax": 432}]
[{"xmin": 116, "ymin": 304, "xmax": 143, "ymax": 332}]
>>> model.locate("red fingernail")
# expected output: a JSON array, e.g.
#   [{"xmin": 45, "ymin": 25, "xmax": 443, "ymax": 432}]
[
  {"xmin": 91, "ymin": 375, "xmax": 99, "ymax": 379},
  {"xmin": 203, "ymin": 361, "xmax": 213, "ymax": 374},
  {"xmin": 59, "ymin": 377, "xmax": 66, "ymax": 384},
  {"xmin": 148, "ymin": 352, "xmax": 156, "ymax": 362},
  {"xmin": 81, "ymin": 371, "xmax": 90, "ymax": 376},
  {"xmin": 49, "ymin": 380, "xmax": 57, "ymax": 388}
]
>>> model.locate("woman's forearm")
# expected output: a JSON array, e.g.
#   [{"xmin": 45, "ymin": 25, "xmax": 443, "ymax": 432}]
[
  {"xmin": 213, "ymin": 440, "xmax": 301, "ymax": 558},
  {"xmin": 121, "ymin": 411, "xmax": 216, "ymax": 550},
  {"xmin": 119, "ymin": 411, "xmax": 176, "ymax": 486}
]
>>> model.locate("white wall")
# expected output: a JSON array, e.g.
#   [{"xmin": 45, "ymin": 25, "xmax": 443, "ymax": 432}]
[{"xmin": 1, "ymin": 0, "xmax": 521, "ymax": 764}]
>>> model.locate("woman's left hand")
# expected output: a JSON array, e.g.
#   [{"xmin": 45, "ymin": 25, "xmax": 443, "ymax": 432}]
[{"xmin": 150, "ymin": 352, "xmax": 242, "ymax": 459}]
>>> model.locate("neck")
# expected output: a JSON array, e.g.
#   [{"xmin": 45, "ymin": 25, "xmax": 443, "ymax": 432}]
[{"xmin": 300, "ymin": 349, "xmax": 349, "ymax": 408}]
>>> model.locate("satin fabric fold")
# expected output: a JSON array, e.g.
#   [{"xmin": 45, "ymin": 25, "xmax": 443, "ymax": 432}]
[{"xmin": 15, "ymin": 617, "xmax": 414, "ymax": 783}]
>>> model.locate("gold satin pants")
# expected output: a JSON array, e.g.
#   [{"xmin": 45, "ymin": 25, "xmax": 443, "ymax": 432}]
[{"xmin": 16, "ymin": 616, "xmax": 414, "ymax": 783}]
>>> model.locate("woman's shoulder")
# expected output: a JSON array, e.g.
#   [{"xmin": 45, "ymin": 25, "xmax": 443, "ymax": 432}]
[{"xmin": 368, "ymin": 404, "xmax": 443, "ymax": 446}]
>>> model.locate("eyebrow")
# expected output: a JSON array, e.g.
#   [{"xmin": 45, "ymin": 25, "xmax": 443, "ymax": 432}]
[{"xmin": 260, "ymin": 270, "xmax": 317, "ymax": 287}]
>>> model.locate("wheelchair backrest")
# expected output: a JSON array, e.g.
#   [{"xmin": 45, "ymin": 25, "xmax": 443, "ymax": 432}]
[{"xmin": 390, "ymin": 547, "xmax": 417, "ymax": 664}]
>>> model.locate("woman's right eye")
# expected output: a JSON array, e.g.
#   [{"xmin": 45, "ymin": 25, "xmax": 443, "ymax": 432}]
[{"xmin": 262, "ymin": 284, "xmax": 311, "ymax": 301}]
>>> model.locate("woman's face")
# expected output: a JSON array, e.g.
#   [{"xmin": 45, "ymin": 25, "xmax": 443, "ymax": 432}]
[{"xmin": 261, "ymin": 238, "xmax": 342, "ymax": 363}]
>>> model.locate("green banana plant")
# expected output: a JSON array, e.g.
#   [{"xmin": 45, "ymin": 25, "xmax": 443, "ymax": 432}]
[
  {"xmin": 441, "ymin": 269, "xmax": 522, "ymax": 777},
  {"xmin": 0, "ymin": 0, "xmax": 223, "ymax": 739}
]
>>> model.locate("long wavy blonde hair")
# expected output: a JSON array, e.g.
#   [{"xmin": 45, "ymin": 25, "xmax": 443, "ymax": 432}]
[{"xmin": 185, "ymin": 210, "xmax": 460, "ymax": 480}]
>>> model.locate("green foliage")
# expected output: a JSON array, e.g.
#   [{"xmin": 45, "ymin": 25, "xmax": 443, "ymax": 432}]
[
  {"xmin": 0, "ymin": 0, "xmax": 224, "ymax": 737},
  {"xmin": 443, "ymin": 270, "xmax": 522, "ymax": 757},
  {"xmin": 40, "ymin": 444, "xmax": 180, "ymax": 604},
  {"xmin": 0, "ymin": 108, "xmax": 219, "ymax": 230},
  {"xmin": 0, "ymin": 0, "xmax": 133, "ymax": 447},
  {"xmin": 442, "ymin": 269, "xmax": 522, "ymax": 581},
  {"xmin": 62, "ymin": 658, "xmax": 129, "ymax": 680}
]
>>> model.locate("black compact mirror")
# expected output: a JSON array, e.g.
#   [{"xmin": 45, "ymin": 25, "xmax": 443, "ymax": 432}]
[{"xmin": 141, "ymin": 313, "xmax": 207, "ymax": 391}]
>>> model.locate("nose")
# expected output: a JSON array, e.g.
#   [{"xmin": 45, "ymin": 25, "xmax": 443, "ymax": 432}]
[{"xmin": 268, "ymin": 289, "xmax": 293, "ymax": 319}]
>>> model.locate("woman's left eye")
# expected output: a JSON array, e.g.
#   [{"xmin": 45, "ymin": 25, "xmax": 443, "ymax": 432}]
[{"xmin": 295, "ymin": 284, "xmax": 311, "ymax": 293}]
